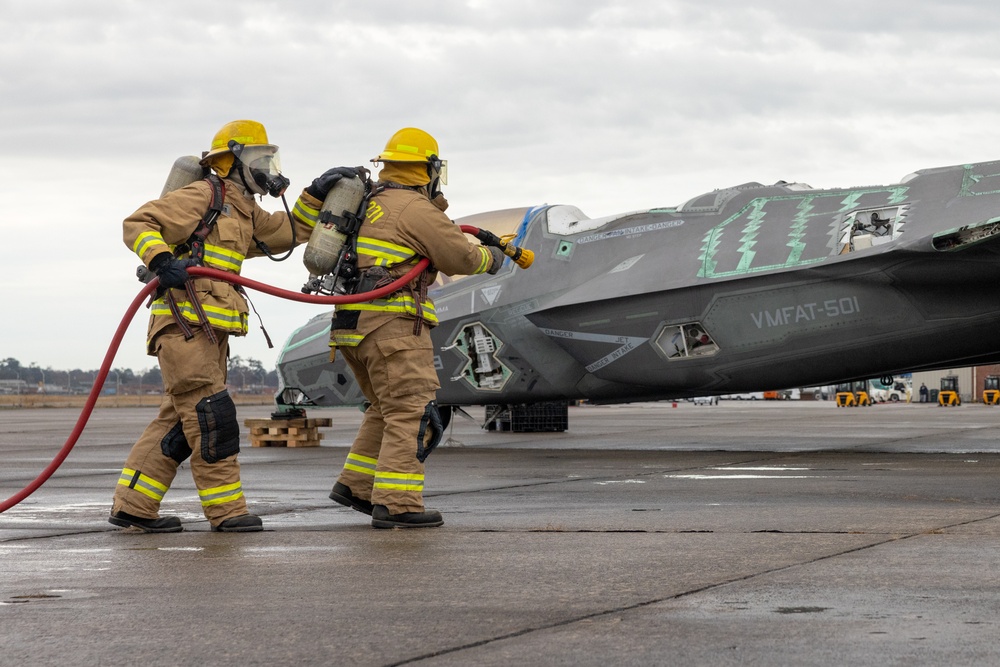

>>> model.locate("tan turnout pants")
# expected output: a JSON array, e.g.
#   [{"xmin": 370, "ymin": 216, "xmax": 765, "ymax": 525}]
[
  {"xmin": 111, "ymin": 325, "xmax": 248, "ymax": 526},
  {"xmin": 336, "ymin": 318, "xmax": 440, "ymax": 514}
]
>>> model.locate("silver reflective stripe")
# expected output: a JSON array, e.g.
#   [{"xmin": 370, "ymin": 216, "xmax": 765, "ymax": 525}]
[
  {"xmin": 374, "ymin": 472, "xmax": 424, "ymax": 491},
  {"xmin": 202, "ymin": 245, "xmax": 244, "ymax": 272},
  {"xmin": 356, "ymin": 237, "xmax": 416, "ymax": 265},
  {"xmin": 344, "ymin": 453, "xmax": 378, "ymax": 476},
  {"xmin": 293, "ymin": 198, "xmax": 320, "ymax": 227},
  {"xmin": 117, "ymin": 468, "xmax": 168, "ymax": 501},
  {"xmin": 198, "ymin": 482, "xmax": 244, "ymax": 506}
]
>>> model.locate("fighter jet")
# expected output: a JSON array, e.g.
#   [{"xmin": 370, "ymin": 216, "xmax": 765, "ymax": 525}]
[{"xmin": 275, "ymin": 159, "xmax": 1000, "ymax": 430}]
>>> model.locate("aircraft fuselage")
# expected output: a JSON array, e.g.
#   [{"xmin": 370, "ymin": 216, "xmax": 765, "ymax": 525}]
[{"xmin": 275, "ymin": 160, "xmax": 1000, "ymax": 408}]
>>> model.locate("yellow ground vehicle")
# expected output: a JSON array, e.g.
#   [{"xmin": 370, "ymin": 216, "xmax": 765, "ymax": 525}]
[
  {"xmin": 938, "ymin": 376, "xmax": 961, "ymax": 407},
  {"xmin": 983, "ymin": 376, "xmax": 1000, "ymax": 405},
  {"xmin": 835, "ymin": 381, "xmax": 871, "ymax": 407}
]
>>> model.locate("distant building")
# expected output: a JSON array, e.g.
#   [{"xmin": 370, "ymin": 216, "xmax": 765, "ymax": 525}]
[
  {"xmin": 908, "ymin": 366, "xmax": 1000, "ymax": 403},
  {"xmin": 0, "ymin": 379, "xmax": 28, "ymax": 394}
]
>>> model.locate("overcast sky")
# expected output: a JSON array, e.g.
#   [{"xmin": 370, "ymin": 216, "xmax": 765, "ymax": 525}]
[{"xmin": 2, "ymin": 0, "xmax": 999, "ymax": 378}]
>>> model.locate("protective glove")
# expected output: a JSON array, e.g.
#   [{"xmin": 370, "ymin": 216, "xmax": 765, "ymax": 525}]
[
  {"xmin": 149, "ymin": 252, "xmax": 190, "ymax": 294},
  {"xmin": 305, "ymin": 166, "xmax": 359, "ymax": 200},
  {"xmin": 485, "ymin": 245, "xmax": 505, "ymax": 275}
]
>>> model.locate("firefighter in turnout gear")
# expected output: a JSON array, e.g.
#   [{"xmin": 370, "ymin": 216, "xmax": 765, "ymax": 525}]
[
  {"xmin": 111, "ymin": 120, "xmax": 355, "ymax": 532},
  {"xmin": 329, "ymin": 127, "xmax": 503, "ymax": 528}
]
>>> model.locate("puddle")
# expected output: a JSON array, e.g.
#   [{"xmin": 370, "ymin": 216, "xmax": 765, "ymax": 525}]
[
  {"xmin": 710, "ymin": 466, "xmax": 811, "ymax": 471},
  {"xmin": 774, "ymin": 606, "xmax": 830, "ymax": 614},
  {"xmin": 666, "ymin": 474, "xmax": 814, "ymax": 480},
  {"xmin": 594, "ymin": 480, "xmax": 646, "ymax": 486}
]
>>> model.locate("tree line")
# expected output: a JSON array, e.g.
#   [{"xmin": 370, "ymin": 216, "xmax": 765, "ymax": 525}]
[{"xmin": 0, "ymin": 356, "xmax": 279, "ymax": 394}]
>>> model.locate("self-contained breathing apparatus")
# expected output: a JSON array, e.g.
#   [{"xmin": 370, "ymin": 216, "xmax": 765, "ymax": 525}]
[
  {"xmin": 136, "ymin": 149, "xmax": 296, "ymax": 345},
  {"xmin": 300, "ymin": 167, "xmax": 374, "ymax": 296},
  {"xmin": 134, "ymin": 157, "xmax": 232, "ymax": 344},
  {"xmin": 135, "ymin": 156, "xmax": 224, "ymax": 287},
  {"xmin": 141, "ymin": 142, "xmax": 297, "ymax": 279}
]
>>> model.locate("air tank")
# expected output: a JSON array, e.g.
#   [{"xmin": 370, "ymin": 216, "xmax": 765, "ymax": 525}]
[
  {"xmin": 302, "ymin": 176, "xmax": 367, "ymax": 277},
  {"xmin": 160, "ymin": 155, "xmax": 206, "ymax": 197}
]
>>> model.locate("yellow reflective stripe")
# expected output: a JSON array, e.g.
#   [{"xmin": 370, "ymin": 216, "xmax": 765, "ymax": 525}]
[
  {"xmin": 202, "ymin": 244, "xmax": 244, "ymax": 272},
  {"xmin": 200, "ymin": 481, "xmax": 242, "ymax": 496},
  {"xmin": 330, "ymin": 334, "xmax": 365, "ymax": 347},
  {"xmin": 374, "ymin": 482, "xmax": 424, "ymax": 491},
  {"xmin": 389, "ymin": 141, "xmax": 435, "ymax": 158},
  {"xmin": 377, "ymin": 472, "xmax": 424, "ymax": 481},
  {"xmin": 349, "ymin": 453, "xmax": 379, "ymax": 466},
  {"xmin": 292, "ymin": 196, "xmax": 320, "ymax": 227},
  {"xmin": 117, "ymin": 467, "xmax": 169, "ymax": 501},
  {"xmin": 344, "ymin": 452, "xmax": 379, "ymax": 476},
  {"xmin": 356, "ymin": 237, "xmax": 416, "ymax": 265},
  {"xmin": 133, "ymin": 231, "xmax": 169, "ymax": 258},
  {"xmin": 199, "ymin": 481, "xmax": 244, "ymax": 507},
  {"xmin": 374, "ymin": 471, "xmax": 424, "ymax": 491},
  {"xmin": 338, "ymin": 296, "xmax": 438, "ymax": 324},
  {"xmin": 201, "ymin": 303, "xmax": 242, "ymax": 319},
  {"xmin": 475, "ymin": 246, "xmax": 491, "ymax": 274},
  {"xmin": 151, "ymin": 300, "xmax": 248, "ymax": 331}
]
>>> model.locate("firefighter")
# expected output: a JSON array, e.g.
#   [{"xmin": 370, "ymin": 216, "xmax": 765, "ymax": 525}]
[
  {"xmin": 328, "ymin": 127, "xmax": 503, "ymax": 528},
  {"xmin": 111, "ymin": 119, "xmax": 355, "ymax": 532}
]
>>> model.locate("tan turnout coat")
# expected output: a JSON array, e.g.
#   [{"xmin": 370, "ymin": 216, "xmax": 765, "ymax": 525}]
[
  {"xmin": 330, "ymin": 184, "xmax": 496, "ymax": 347},
  {"xmin": 123, "ymin": 178, "xmax": 321, "ymax": 351}
]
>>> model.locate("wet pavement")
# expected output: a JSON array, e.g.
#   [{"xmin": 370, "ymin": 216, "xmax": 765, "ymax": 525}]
[{"xmin": 2, "ymin": 401, "xmax": 1000, "ymax": 666}]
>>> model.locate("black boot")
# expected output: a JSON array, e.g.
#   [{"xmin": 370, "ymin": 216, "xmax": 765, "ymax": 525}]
[
  {"xmin": 109, "ymin": 510, "xmax": 182, "ymax": 533},
  {"xmin": 211, "ymin": 514, "xmax": 263, "ymax": 532},
  {"xmin": 371, "ymin": 505, "xmax": 443, "ymax": 529},
  {"xmin": 329, "ymin": 482, "xmax": 374, "ymax": 516}
]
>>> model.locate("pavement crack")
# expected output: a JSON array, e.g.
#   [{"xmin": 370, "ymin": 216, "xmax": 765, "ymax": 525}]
[{"xmin": 389, "ymin": 511, "xmax": 1000, "ymax": 666}]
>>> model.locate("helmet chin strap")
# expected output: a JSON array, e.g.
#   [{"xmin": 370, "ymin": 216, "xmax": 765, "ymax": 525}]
[{"xmin": 427, "ymin": 165, "xmax": 442, "ymax": 199}]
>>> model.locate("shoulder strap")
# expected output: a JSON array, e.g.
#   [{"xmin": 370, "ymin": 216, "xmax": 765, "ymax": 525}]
[{"xmin": 184, "ymin": 175, "xmax": 226, "ymax": 265}]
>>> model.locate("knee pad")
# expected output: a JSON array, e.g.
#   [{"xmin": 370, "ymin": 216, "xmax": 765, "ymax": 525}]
[
  {"xmin": 416, "ymin": 400, "xmax": 444, "ymax": 463},
  {"xmin": 196, "ymin": 390, "xmax": 240, "ymax": 463},
  {"xmin": 160, "ymin": 420, "xmax": 192, "ymax": 464}
]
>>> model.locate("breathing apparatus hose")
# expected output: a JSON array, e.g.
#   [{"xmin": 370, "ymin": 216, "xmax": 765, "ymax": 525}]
[{"xmin": 0, "ymin": 224, "xmax": 530, "ymax": 514}]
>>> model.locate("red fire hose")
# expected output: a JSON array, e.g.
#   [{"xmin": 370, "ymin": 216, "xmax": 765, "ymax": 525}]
[
  {"xmin": 0, "ymin": 223, "xmax": 529, "ymax": 514},
  {"xmin": 0, "ymin": 253, "xmax": 439, "ymax": 513}
]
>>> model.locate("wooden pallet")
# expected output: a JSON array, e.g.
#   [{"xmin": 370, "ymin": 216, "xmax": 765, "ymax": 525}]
[{"xmin": 244, "ymin": 417, "xmax": 332, "ymax": 448}]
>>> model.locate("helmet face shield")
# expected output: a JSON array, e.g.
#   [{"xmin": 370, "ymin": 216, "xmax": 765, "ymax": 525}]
[
  {"xmin": 432, "ymin": 158, "xmax": 448, "ymax": 186},
  {"xmin": 230, "ymin": 142, "xmax": 289, "ymax": 197},
  {"xmin": 239, "ymin": 144, "xmax": 282, "ymax": 177}
]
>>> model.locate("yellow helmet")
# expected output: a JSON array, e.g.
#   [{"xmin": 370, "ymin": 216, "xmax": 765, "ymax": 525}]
[
  {"xmin": 374, "ymin": 127, "xmax": 440, "ymax": 163},
  {"xmin": 204, "ymin": 119, "xmax": 272, "ymax": 159},
  {"xmin": 199, "ymin": 120, "xmax": 287, "ymax": 196},
  {"xmin": 200, "ymin": 120, "xmax": 277, "ymax": 179},
  {"xmin": 373, "ymin": 127, "xmax": 447, "ymax": 187}
]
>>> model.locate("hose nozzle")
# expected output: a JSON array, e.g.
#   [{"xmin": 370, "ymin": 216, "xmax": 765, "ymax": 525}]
[
  {"xmin": 469, "ymin": 227, "xmax": 534, "ymax": 269},
  {"xmin": 498, "ymin": 234, "xmax": 534, "ymax": 269}
]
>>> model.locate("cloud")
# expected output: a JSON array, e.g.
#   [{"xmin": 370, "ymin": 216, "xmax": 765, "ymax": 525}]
[{"xmin": 2, "ymin": 0, "xmax": 1000, "ymax": 373}]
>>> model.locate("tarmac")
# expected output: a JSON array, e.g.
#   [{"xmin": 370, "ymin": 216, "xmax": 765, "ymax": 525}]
[{"xmin": 2, "ymin": 400, "xmax": 1000, "ymax": 666}]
